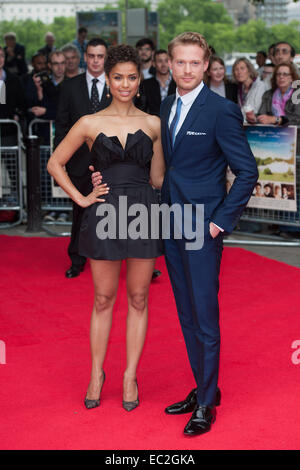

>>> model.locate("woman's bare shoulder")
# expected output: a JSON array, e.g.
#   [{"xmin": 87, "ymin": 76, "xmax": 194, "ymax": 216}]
[
  {"xmin": 144, "ymin": 113, "xmax": 161, "ymax": 128},
  {"xmin": 78, "ymin": 113, "xmax": 108, "ymax": 130},
  {"xmin": 145, "ymin": 114, "xmax": 161, "ymax": 137}
]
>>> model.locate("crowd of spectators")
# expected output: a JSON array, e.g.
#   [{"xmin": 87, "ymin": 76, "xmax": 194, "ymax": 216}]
[
  {"xmin": 0, "ymin": 30, "xmax": 299, "ymax": 230},
  {"xmin": 1, "ymin": 31, "xmax": 299, "ymax": 141}
]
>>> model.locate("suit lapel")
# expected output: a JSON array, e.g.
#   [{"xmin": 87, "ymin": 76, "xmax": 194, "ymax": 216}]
[
  {"xmin": 83, "ymin": 74, "xmax": 111, "ymax": 113},
  {"xmin": 80, "ymin": 73, "xmax": 92, "ymax": 114},
  {"xmin": 99, "ymin": 84, "xmax": 112, "ymax": 110},
  {"xmin": 173, "ymin": 84, "xmax": 210, "ymax": 152},
  {"xmin": 162, "ymin": 95, "xmax": 175, "ymax": 161}
]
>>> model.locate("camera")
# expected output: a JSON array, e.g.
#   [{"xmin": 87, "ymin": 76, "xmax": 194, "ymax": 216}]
[{"xmin": 35, "ymin": 70, "xmax": 51, "ymax": 84}]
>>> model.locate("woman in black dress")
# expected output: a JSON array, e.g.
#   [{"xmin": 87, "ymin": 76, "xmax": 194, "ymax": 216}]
[{"xmin": 48, "ymin": 45, "xmax": 165, "ymax": 411}]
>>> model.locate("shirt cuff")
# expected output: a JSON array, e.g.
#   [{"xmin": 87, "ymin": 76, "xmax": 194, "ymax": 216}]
[{"xmin": 211, "ymin": 222, "xmax": 224, "ymax": 232}]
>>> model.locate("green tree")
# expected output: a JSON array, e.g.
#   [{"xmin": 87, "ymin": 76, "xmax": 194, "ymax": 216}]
[
  {"xmin": 0, "ymin": 19, "xmax": 48, "ymax": 59},
  {"xmin": 49, "ymin": 17, "xmax": 76, "ymax": 48},
  {"xmin": 0, "ymin": 17, "xmax": 76, "ymax": 61},
  {"xmin": 234, "ymin": 19, "xmax": 272, "ymax": 52},
  {"xmin": 269, "ymin": 21, "xmax": 300, "ymax": 53},
  {"xmin": 157, "ymin": 0, "xmax": 232, "ymax": 42}
]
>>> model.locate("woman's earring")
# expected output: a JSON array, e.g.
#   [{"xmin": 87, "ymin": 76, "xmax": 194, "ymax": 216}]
[
  {"xmin": 106, "ymin": 85, "xmax": 110, "ymax": 98},
  {"xmin": 136, "ymin": 87, "xmax": 141, "ymax": 98}
]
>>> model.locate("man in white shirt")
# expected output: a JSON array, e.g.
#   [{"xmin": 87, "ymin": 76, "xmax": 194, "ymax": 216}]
[
  {"xmin": 136, "ymin": 38, "xmax": 156, "ymax": 80},
  {"xmin": 161, "ymin": 32, "xmax": 258, "ymax": 436}
]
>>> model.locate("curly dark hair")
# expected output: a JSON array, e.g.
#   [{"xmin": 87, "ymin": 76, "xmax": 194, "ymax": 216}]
[{"xmin": 104, "ymin": 44, "xmax": 141, "ymax": 76}]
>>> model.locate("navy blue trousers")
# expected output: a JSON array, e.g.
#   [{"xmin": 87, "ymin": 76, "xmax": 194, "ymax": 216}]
[{"xmin": 164, "ymin": 229, "xmax": 223, "ymax": 407}]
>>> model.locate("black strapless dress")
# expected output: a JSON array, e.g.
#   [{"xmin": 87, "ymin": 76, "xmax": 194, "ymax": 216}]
[{"xmin": 79, "ymin": 129, "xmax": 164, "ymax": 260}]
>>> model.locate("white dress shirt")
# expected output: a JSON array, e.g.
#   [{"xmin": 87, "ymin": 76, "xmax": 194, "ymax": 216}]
[
  {"xmin": 86, "ymin": 70, "xmax": 106, "ymax": 101},
  {"xmin": 168, "ymin": 81, "xmax": 204, "ymax": 137},
  {"xmin": 168, "ymin": 80, "xmax": 224, "ymax": 233},
  {"xmin": 142, "ymin": 67, "xmax": 154, "ymax": 80}
]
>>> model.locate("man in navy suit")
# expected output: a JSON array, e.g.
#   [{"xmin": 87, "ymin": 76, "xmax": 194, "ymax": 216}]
[{"xmin": 162, "ymin": 32, "xmax": 258, "ymax": 436}]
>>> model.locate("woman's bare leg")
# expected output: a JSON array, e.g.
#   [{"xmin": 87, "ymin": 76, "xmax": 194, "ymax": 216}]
[
  {"xmin": 123, "ymin": 258, "xmax": 156, "ymax": 402},
  {"xmin": 86, "ymin": 259, "xmax": 122, "ymax": 400}
]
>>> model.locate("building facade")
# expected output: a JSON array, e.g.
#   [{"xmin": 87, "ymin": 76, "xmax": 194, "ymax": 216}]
[
  {"xmin": 0, "ymin": 1, "xmax": 119, "ymax": 23},
  {"xmin": 287, "ymin": 0, "xmax": 300, "ymax": 22},
  {"xmin": 216, "ymin": 0, "xmax": 256, "ymax": 26},
  {"xmin": 255, "ymin": 0, "xmax": 292, "ymax": 26}
]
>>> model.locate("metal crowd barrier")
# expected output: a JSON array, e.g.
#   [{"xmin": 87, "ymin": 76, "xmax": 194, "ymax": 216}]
[
  {"xmin": 26, "ymin": 120, "xmax": 300, "ymax": 246},
  {"xmin": 225, "ymin": 155, "xmax": 300, "ymax": 247},
  {"xmin": 28, "ymin": 119, "xmax": 72, "ymax": 233},
  {"xmin": 0, "ymin": 119, "xmax": 23, "ymax": 228}
]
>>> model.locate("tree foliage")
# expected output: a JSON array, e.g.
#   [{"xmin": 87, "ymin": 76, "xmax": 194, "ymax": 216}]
[
  {"xmin": 0, "ymin": 17, "xmax": 76, "ymax": 60},
  {"xmin": 157, "ymin": 0, "xmax": 300, "ymax": 54}
]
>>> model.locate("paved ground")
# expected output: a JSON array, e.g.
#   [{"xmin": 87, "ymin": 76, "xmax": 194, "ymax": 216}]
[{"xmin": 1, "ymin": 221, "xmax": 300, "ymax": 269}]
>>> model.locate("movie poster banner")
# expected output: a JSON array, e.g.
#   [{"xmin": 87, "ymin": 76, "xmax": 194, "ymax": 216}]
[
  {"xmin": 227, "ymin": 125, "xmax": 297, "ymax": 212},
  {"xmin": 76, "ymin": 11, "xmax": 122, "ymax": 46}
]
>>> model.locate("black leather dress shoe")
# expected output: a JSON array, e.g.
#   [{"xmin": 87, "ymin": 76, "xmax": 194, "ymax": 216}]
[
  {"xmin": 165, "ymin": 387, "xmax": 221, "ymax": 415},
  {"xmin": 184, "ymin": 405, "xmax": 216, "ymax": 436},
  {"xmin": 152, "ymin": 269, "xmax": 162, "ymax": 280},
  {"xmin": 65, "ymin": 265, "xmax": 84, "ymax": 278}
]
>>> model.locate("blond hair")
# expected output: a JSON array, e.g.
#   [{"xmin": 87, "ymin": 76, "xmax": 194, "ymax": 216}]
[{"xmin": 168, "ymin": 32, "xmax": 211, "ymax": 62}]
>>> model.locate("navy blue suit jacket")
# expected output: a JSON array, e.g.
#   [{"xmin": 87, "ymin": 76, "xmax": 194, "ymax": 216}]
[{"xmin": 160, "ymin": 84, "xmax": 258, "ymax": 234}]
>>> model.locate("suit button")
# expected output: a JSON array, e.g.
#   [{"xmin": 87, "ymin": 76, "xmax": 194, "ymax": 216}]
[{"xmin": 170, "ymin": 166, "xmax": 174, "ymax": 170}]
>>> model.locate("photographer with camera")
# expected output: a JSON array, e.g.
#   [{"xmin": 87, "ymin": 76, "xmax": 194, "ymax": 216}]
[
  {"xmin": 27, "ymin": 51, "xmax": 67, "ymax": 223},
  {"xmin": 29, "ymin": 51, "xmax": 66, "ymax": 121},
  {"xmin": 23, "ymin": 52, "xmax": 47, "ymax": 121}
]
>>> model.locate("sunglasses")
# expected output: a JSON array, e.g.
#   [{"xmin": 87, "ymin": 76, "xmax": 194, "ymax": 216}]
[{"xmin": 275, "ymin": 48, "xmax": 291, "ymax": 55}]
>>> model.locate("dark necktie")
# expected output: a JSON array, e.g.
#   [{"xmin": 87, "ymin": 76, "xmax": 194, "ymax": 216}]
[
  {"xmin": 169, "ymin": 97, "xmax": 182, "ymax": 147},
  {"xmin": 91, "ymin": 78, "xmax": 100, "ymax": 113}
]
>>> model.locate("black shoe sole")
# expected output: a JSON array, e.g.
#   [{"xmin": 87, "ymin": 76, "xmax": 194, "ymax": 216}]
[
  {"xmin": 65, "ymin": 266, "xmax": 84, "ymax": 278},
  {"xmin": 183, "ymin": 415, "xmax": 216, "ymax": 436}
]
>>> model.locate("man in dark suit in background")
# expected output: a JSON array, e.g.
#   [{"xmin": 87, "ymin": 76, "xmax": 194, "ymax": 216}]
[
  {"xmin": 161, "ymin": 32, "xmax": 258, "ymax": 436},
  {"xmin": 38, "ymin": 32, "xmax": 56, "ymax": 63},
  {"xmin": 4, "ymin": 32, "xmax": 28, "ymax": 76},
  {"xmin": 55, "ymin": 38, "xmax": 111, "ymax": 278},
  {"xmin": 140, "ymin": 49, "xmax": 176, "ymax": 116}
]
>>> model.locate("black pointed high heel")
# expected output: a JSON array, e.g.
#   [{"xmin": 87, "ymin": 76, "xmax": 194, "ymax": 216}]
[
  {"xmin": 84, "ymin": 371, "xmax": 106, "ymax": 409},
  {"xmin": 122, "ymin": 379, "xmax": 139, "ymax": 412}
]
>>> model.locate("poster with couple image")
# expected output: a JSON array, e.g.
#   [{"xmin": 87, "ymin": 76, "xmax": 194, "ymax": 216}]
[{"xmin": 226, "ymin": 125, "xmax": 297, "ymax": 212}]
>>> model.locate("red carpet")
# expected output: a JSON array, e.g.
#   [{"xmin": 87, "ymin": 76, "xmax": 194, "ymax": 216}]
[{"xmin": 0, "ymin": 234, "xmax": 300, "ymax": 450}]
